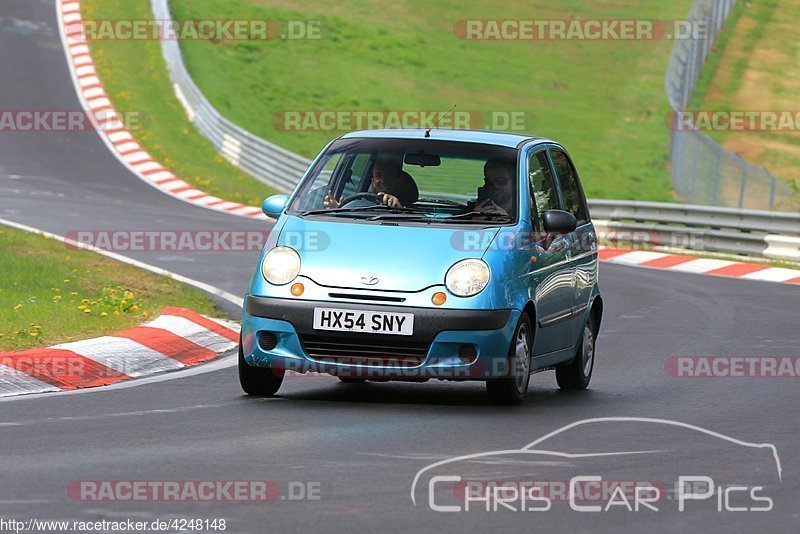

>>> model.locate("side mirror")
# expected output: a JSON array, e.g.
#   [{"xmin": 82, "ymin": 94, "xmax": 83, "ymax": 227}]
[
  {"xmin": 261, "ymin": 194, "xmax": 289, "ymax": 218},
  {"xmin": 543, "ymin": 209, "xmax": 577, "ymax": 234}
]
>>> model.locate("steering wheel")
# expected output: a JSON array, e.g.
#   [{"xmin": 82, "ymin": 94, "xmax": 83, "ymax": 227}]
[{"xmin": 338, "ymin": 192, "xmax": 382, "ymax": 207}]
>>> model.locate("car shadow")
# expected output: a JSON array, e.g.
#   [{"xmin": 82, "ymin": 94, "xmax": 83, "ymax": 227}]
[{"xmin": 241, "ymin": 375, "xmax": 604, "ymax": 408}]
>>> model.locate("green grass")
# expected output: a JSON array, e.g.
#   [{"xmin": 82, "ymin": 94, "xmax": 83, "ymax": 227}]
[
  {"xmin": 692, "ymin": 0, "xmax": 780, "ymax": 112},
  {"xmin": 0, "ymin": 226, "xmax": 223, "ymax": 352},
  {"xmin": 82, "ymin": 0, "xmax": 278, "ymax": 206},
  {"xmin": 691, "ymin": 0, "xmax": 800, "ymax": 206},
  {"xmin": 688, "ymin": 0, "xmax": 749, "ymax": 109},
  {"xmin": 86, "ymin": 0, "xmax": 696, "ymax": 202},
  {"xmin": 170, "ymin": 0, "xmax": 698, "ymax": 201}
]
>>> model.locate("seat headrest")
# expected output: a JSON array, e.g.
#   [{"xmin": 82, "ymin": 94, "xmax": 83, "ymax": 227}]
[{"xmin": 397, "ymin": 171, "xmax": 419, "ymax": 206}]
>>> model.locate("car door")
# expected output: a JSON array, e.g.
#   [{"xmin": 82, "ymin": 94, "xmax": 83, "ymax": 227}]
[
  {"xmin": 548, "ymin": 147, "xmax": 597, "ymax": 341},
  {"xmin": 526, "ymin": 148, "xmax": 575, "ymax": 356}
]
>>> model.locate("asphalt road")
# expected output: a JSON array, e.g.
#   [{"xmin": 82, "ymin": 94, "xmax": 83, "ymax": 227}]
[
  {"xmin": 0, "ymin": 0, "xmax": 262, "ymax": 314},
  {"xmin": 1, "ymin": 1, "xmax": 798, "ymax": 532}
]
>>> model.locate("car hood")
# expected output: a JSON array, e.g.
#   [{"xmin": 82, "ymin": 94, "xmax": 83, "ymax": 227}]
[{"xmin": 278, "ymin": 215, "xmax": 501, "ymax": 292}]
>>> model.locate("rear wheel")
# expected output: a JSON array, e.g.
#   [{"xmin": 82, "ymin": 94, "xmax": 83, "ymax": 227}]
[
  {"xmin": 486, "ymin": 314, "xmax": 532, "ymax": 405},
  {"xmin": 556, "ymin": 315, "xmax": 595, "ymax": 390},
  {"xmin": 238, "ymin": 338, "xmax": 284, "ymax": 396}
]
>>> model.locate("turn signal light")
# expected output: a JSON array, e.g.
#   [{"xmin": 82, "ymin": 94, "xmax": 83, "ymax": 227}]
[
  {"xmin": 291, "ymin": 283, "xmax": 304, "ymax": 296},
  {"xmin": 432, "ymin": 292, "xmax": 447, "ymax": 306}
]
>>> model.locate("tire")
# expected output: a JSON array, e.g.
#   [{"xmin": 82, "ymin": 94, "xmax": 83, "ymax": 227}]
[
  {"xmin": 486, "ymin": 314, "xmax": 532, "ymax": 405},
  {"xmin": 338, "ymin": 377, "xmax": 367, "ymax": 383},
  {"xmin": 238, "ymin": 338, "xmax": 284, "ymax": 396},
  {"xmin": 556, "ymin": 315, "xmax": 595, "ymax": 390}
]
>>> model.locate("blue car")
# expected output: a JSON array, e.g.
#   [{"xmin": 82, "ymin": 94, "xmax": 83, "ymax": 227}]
[{"xmin": 239, "ymin": 129, "xmax": 602, "ymax": 404}]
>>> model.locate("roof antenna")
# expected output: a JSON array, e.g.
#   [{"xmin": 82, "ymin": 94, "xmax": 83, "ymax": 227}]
[{"xmin": 425, "ymin": 104, "xmax": 456, "ymax": 138}]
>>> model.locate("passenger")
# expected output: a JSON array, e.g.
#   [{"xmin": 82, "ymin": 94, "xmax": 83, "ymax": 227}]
[{"xmin": 472, "ymin": 157, "xmax": 516, "ymax": 216}]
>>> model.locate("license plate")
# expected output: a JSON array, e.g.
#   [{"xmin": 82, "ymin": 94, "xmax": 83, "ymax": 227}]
[{"xmin": 312, "ymin": 307, "xmax": 414, "ymax": 336}]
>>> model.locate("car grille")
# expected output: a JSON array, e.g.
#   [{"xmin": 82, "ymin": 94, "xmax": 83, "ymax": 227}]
[{"xmin": 299, "ymin": 334, "xmax": 430, "ymax": 367}]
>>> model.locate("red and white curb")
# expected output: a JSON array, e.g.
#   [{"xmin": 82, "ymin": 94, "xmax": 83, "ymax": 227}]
[
  {"xmin": 0, "ymin": 307, "xmax": 239, "ymax": 398},
  {"xmin": 599, "ymin": 247, "xmax": 800, "ymax": 285},
  {"xmin": 57, "ymin": 0, "xmax": 266, "ymax": 220}
]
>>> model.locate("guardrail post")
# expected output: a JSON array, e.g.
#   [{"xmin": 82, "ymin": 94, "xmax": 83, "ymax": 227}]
[
  {"xmin": 737, "ymin": 160, "xmax": 747, "ymax": 209},
  {"xmin": 700, "ymin": 1, "xmax": 712, "ymax": 62},
  {"xmin": 710, "ymin": 145, "xmax": 722, "ymax": 206},
  {"xmin": 688, "ymin": 135, "xmax": 700, "ymax": 203},
  {"xmin": 768, "ymin": 172, "xmax": 777, "ymax": 209}
]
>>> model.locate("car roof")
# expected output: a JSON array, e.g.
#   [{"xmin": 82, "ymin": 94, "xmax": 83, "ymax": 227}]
[{"xmin": 339, "ymin": 128, "xmax": 552, "ymax": 149}]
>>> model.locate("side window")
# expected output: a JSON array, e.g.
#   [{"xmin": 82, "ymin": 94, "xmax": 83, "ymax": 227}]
[
  {"xmin": 292, "ymin": 152, "xmax": 344, "ymax": 211},
  {"xmin": 550, "ymin": 149, "xmax": 589, "ymax": 224},
  {"xmin": 528, "ymin": 151, "xmax": 560, "ymax": 231},
  {"xmin": 341, "ymin": 152, "xmax": 371, "ymax": 197}
]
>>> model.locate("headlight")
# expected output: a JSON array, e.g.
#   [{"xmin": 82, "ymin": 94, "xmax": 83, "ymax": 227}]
[
  {"xmin": 261, "ymin": 246, "xmax": 301, "ymax": 285},
  {"xmin": 445, "ymin": 259, "xmax": 490, "ymax": 297}
]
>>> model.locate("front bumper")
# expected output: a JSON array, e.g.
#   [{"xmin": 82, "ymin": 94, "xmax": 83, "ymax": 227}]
[{"xmin": 241, "ymin": 295, "xmax": 519, "ymax": 380}]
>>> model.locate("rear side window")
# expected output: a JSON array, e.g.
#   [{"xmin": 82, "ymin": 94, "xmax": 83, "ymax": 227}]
[
  {"xmin": 528, "ymin": 151, "xmax": 559, "ymax": 232},
  {"xmin": 550, "ymin": 149, "xmax": 589, "ymax": 225}
]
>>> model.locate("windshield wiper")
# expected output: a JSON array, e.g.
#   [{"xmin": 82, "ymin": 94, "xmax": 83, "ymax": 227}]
[
  {"xmin": 366, "ymin": 213, "xmax": 432, "ymax": 222},
  {"xmin": 436, "ymin": 211, "xmax": 514, "ymax": 223},
  {"xmin": 415, "ymin": 197, "xmax": 466, "ymax": 207},
  {"xmin": 299, "ymin": 205, "xmax": 425, "ymax": 217}
]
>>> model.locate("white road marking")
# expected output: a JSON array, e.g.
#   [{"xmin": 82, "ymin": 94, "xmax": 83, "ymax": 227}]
[{"xmin": 0, "ymin": 404, "xmax": 224, "ymax": 427}]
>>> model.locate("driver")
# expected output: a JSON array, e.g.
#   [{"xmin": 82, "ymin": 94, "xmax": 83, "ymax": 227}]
[
  {"xmin": 471, "ymin": 157, "xmax": 516, "ymax": 216},
  {"xmin": 323, "ymin": 156, "xmax": 407, "ymax": 209}
]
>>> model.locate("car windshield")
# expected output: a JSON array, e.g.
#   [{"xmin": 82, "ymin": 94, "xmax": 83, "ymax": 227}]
[{"xmin": 287, "ymin": 138, "xmax": 519, "ymax": 223}]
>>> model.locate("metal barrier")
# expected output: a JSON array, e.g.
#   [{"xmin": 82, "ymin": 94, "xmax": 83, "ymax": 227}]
[
  {"xmin": 666, "ymin": 0, "xmax": 797, "ymax": 211},
  {"xmin": 589, "ymin": 200, "xmax": 800, "ymax": 261},
  {"xmin": 151, "ymin": 0, "xmax": 311, "ymax": 193}
]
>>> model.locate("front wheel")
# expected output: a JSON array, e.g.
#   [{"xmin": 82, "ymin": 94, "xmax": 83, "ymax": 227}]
[
  {"xmin": 238, "ymin": 338, "xmax": 284, "ymax": 396},
  {"xmin": 556, "ymin": 315, "xmax": 595, "ymax": 390},
  {"xmin": 486, "ymin": 314, "xmax": 532, "ymax": 405}
]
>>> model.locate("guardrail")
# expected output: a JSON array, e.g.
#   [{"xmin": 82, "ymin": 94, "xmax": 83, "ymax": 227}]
[
  {"xmin": 151, "ymin": 0, "xmax": 311, "ymax": 193},
  {"xmin": 589, "ymin": 200, "xmax": 800, "ymax": 261},
  {"xmin": 665, "ymin": 0, "xmax": 797, "ymax": 211}
]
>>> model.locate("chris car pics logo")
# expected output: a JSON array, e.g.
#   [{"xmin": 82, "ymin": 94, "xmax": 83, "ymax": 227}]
[{"xmin": 410, "ymin": 417, "xmax": 781, "ymax": 513}]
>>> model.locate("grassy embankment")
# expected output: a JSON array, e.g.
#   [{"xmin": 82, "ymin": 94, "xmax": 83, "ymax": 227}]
[
  {"xmin": 86, "ymin": 0, "xmax": 697, "ymax": 202},
  {"xmin": 0, "ymin": 226, "xmax": 222, "ymax": 351},
  {"xmin": 692, "ymin": 0, "xmax": 800, "ymax": 207}
]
